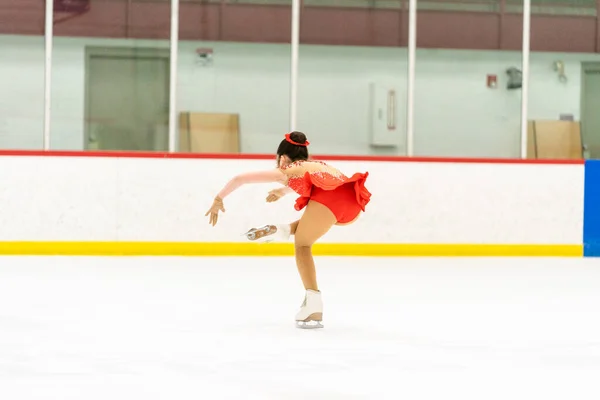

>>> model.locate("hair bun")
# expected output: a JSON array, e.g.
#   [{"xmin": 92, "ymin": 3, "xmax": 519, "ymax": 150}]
[{"xmin": 290, "ymin": 131, "xmax": 307, "ymax": 145}]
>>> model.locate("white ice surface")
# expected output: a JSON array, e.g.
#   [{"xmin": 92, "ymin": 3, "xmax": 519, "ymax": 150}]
[{"xmin": 0, "ymin": 256, "xmax": 599, "ymax": 400}]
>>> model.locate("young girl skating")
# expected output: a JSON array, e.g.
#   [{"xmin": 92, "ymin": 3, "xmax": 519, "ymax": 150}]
[{"xmin": 205, "ymin": 131, "xmax": 371, "ymax": 328}]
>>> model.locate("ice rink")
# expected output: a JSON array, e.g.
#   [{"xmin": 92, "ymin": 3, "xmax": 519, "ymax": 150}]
[{"xmin": 0, "ymin": 256, "xmax": 599, "ymax": 399}]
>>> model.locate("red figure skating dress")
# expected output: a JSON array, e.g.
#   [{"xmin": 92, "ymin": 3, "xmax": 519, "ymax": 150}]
[{"xmin": 281, "ymin": 160, "xmax": 371, "ymax": 223}]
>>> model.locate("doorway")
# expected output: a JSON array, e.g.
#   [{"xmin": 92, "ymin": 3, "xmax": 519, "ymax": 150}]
[
  {"xmin": 581, "ymin": 62, "xmax": 600, "ymax": 159},
  {"xmin": 84, "ymin": 47, "xmax": 170, "ymax": 151}
]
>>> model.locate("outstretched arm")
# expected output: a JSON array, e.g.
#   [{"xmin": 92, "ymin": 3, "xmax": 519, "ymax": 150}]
[
  {"xmin": 217, "ymin": 169, "xmax": 287, "ymax": 199},
  {"xmin": 206, "ymin": 169, "xmax": 287, "ymax": 227}
]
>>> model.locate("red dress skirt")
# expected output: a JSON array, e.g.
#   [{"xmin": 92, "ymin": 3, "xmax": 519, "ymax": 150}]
[{"xmin": 290, "ymin": 170, "xmax": 371, "ymax": 224}]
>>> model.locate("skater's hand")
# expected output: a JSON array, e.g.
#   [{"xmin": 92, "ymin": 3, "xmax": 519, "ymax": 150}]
[
  {"xmin": 205, "ymin": 196, "xmax": 225, "ymax": 226},
  {"xmin": 266, "ymin": 188, "xmax": 286, "ymax": 203}
]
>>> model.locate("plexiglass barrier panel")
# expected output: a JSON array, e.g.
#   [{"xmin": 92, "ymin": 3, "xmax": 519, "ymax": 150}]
[
  {"xmin": 0, "ymin": 0, "xmax": 45, "ymax": 149},
  {"xmin": 50, "ymin": 0, "xmax": 171, "ymax": 151}
]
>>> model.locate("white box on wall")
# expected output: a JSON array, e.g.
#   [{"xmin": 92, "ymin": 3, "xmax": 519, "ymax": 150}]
[{"xmin": 368, "ymin": 82, "xmax": 405, "ymax": 150}]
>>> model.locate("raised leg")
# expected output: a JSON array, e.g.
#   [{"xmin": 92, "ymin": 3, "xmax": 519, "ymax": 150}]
[{"xmin": 290, "ymin": 220, "xmax": 300, "ymax": 235}]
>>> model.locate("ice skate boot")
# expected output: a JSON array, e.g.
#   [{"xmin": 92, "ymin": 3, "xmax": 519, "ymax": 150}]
[
  {"xmin": 295, "ymin": 289, "xmax": 324, "ymax": 329},
  {"xmin": 244, "ymin": 224, "xmax": 291, "ymax": 243}
]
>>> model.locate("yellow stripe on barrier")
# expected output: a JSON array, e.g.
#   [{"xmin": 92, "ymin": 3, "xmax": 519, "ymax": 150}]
[{"xmin": 0, "ymin": 242, "xmax": 583, "ymax": 257}]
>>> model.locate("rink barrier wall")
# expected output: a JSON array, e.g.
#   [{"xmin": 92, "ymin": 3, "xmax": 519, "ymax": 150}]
[{"xmin": 0, "ymin": 150, "xmax": 592, "ymax": 257}]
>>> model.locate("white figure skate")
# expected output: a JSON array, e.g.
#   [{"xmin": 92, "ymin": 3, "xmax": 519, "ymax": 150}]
[
  {"xmin": 295, "ymin": 289, "xmax": 324, "ymax": 329},
  {"xmin": 244, "ymin": 224, "xmax": 291, "ymax": 243}
]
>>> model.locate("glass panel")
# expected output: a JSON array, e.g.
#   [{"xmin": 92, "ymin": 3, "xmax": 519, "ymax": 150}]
[
  {"xmin": 528, "ymin": 0, "xmax": 599, "ymax": 160},
  {"xmin": 414, "ymin": 0, "xmax": 523, "ymax": 158},
  {"xmin": 297, "ymin": 1, "xmax": 409, "ymax": 156},
  {"xmin": 50, "ymin": 0, "xmax": 171, "ymax": 151},
  {"xmin": 0, "ymin": 0, "xmax": 45, "ymax": 149},
  {"xmin": 176, "ymin": 0, "xmax": 292, "ymax": 154}
]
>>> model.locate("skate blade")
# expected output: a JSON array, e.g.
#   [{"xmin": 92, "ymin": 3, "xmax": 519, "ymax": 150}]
[
  {"xmin": 242, "ymin": 226, "xmax": 276, "ymax": 243},
  {"xmin": 240, "ymin": 232, "xmax": 275, "ymax": 243},
  {"xmin": 296, "ymin": 320, "xmax": 324, "ymax": 329}
]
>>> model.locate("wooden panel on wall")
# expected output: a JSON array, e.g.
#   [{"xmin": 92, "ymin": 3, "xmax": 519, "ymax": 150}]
[
  {"xmin": 179, "ymin": 2, "xmax": 221, "ymax": 41},
  {"xmin": 527, "ymin": 120, "xmax": 583, "ymax": 159},
  {"xmin": 529, "ymin": 15, "xmax": 597, "ymax": 53},
  {"xmin": 52, "ymin": 1, "xmax": 127, "ymax": 38},
  {"xmin": 179, "ymin": 112, "xmax": 240, "ymax": 153},
  {"xmin": 498, "ymin": 14, "xmax": 523, "ymax": 51},
  {"xmin": 417, "ymin": 12, "xmax": 500, "ymax": 50},
  {"xmin": 221, "ymin": 5, "xmax": 291, "ymax": 43},
  {"xmin": 301, "ymin": 7, "xmax": 403, "ymax": 47},
  {"xmin": 129, "ymin": 1, "xmax": 171, "ymax": 39},
  {"xmin": 1, "ymin": 1, "xmax": 599, "ymax": 53},
  {"xmin": 0, "ymin": 0, "xmax": 44, "ymax": 35}
]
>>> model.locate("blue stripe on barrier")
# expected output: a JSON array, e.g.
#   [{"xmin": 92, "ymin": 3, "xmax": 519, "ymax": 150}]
[{"xmin": 584, "ymin": 160, "xmax": 600, "ymax": 257}]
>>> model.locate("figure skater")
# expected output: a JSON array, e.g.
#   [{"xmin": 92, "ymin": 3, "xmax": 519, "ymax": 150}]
[{"xmin": 205, "ymin": 131, "xmax": 371, "ymax": 328}]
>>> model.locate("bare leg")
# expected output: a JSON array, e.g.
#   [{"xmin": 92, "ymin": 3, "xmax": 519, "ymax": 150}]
[
  {"xmin": 292, "ymin": 201, "xmax": 336, "ymax": 328},
  {"xmin": 293, "ymin": 201, "xmax": 337, "ymax": 291},
  {"xmin": 289, "ymin": 220, "xmax": 300, "ymax": 235}
]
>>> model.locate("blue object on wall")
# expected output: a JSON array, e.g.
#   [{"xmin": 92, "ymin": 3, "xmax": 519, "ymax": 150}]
[{"xmin": 584, "ymin": 160, "xmax": 600, "ymax": 256}]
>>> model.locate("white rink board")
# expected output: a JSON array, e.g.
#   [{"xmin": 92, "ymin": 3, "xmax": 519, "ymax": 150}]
[{"xmin": 0, "ymin": 156, "xmax": 584, "ymax": 244}]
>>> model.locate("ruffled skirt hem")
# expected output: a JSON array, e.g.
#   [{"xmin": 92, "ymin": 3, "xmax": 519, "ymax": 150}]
[{"xmin": 293, "ymin": 171, "xmax": 371, "ymax": 212}]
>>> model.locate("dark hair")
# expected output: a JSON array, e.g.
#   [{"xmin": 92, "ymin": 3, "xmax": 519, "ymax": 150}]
[{"xmin": 276, "ymin": 131, "xmax": 309, "ymax": 164}]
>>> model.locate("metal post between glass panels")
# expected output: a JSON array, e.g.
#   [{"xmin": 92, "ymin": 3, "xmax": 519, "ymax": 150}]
[
  {"xmin": 43, "ymin": 0, "xmax": 54, "ymax": 150},
  {"xmin": 290, "ymin": 0, "xmax": 300, "ymax": 132},
  {"xmin": 520, "ymin": 0, "xmax": 531, "ymax": 159},
  {"xmin": 407, "ymin": 0, "xmax": 417, "ymax": 157},
  {"xmin": 169, "ymin": 0, "xmax": 180, "ymax": 152}
]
